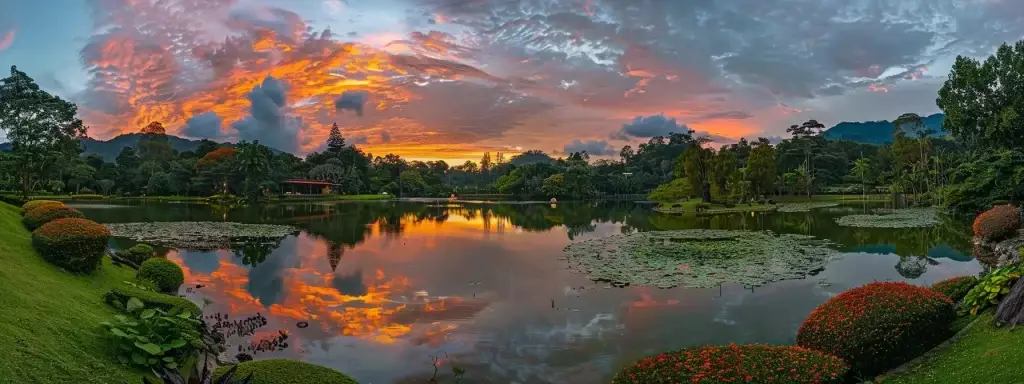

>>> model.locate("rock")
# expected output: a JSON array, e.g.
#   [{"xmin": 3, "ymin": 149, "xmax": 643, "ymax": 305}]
[{"xmin": 995, "ymin": 277, "xmax": 1024, "ymax": 326}]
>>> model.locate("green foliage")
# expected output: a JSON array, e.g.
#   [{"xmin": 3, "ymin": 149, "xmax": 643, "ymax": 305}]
[
  {"xmin": 940, "ymin": 150, "xmax": 1024, "ymax": 215},
  {"xmin": 611, "ymin": 344, "xmax": 849, "ymax": 384},
  {"xmin": 137, "ymin": 258, "xmax": 185, "ymax": 293},
  {"xmin": 540, "ymin": 173, "xmax": 567, "ymax": 197},
  {"xmin": 101, "ymin": 297, "xmax": 202, "ymax": 370},
  {"xmin": 104, "ymin": 284, "xmax": 201, "ymax": 315},
  {"xmin": 23, "ymin": 205, "xmax": 84, "ymax": 230},
  {"xmin": 962, "ymin": 263, "xmax": 1022, "ymax": 316},
  {"xmin": 931, "ymin": 276, "xmax": 980, "ymax": 302},
  {"xmin": 938, "ymin": 41, "xmax": 1024, "ymax": 149},
  {"xmin": 120, "ymin": 244, "xmax": 155, "ymax": 265},
  {"xmin": 797, "ymin": 282, "xmax": 955, "ymax": 377},
  {"xmin": 647, "ymin": 177, "xmax": 691, "ymax": 202},
  {"xmin": 213, "ymin": 359, "xmax": 359, "ymax": 384},
  {"xmin": 31, "ymin": 218, "xmax": 110, "ymax": 273}
]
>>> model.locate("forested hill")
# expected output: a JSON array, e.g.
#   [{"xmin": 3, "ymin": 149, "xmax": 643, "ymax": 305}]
[
  {"xmin": 822, "ymin": 113, "xmax": 947, "ymax": 145},
  {"xmin": 0, "ymin": 133, "xmax": 281, "ymax": 161}
]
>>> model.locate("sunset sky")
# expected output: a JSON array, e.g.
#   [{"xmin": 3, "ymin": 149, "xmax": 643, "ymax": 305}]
[{"xmin": 0, "ymin": 0, "xmax": 1019, "ymax": 163}]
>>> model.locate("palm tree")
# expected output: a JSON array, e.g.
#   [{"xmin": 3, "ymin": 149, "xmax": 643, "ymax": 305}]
[{"xmin": 851, "ymin": 158, "xmax": 872, "ymax": 198}]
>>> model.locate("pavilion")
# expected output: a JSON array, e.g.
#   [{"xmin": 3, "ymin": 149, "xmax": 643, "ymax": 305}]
[{"xmin": 281, "ymin": 179, "xmax": 340, "ymax": 195}]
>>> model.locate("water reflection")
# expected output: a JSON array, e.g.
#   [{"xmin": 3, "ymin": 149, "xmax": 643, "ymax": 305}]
[{"xmin": 80, "ymin": 201, "xmax": 983, "ymax": 383}]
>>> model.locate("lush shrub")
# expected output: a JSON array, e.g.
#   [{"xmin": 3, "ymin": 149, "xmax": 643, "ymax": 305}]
[
  {"xmin": 214, "ymin": 359, "xmax": 359, "ymax": 384},
  {"xmin": 962, "ymin": 263, "xmax": 1022, "ymax": 316},
  {"xmin": 72, "ymin": 193, "xmax": 104, "ymax": 200},
  {"xmin": 137, "ymin": 258, "xmax": 185, "ymax": 293},
  {"xmin": 103, "ymin": 284, "xmax": 200, "ymax": 315},
  {"xmin": 932, "ymin": 276, "xmax": 980, "ymax": 302},
  {"xmin": 23, "ymin": 205, "xmax": 85, "ymax": 230},
  {"xmin": 611, "ymin": 344, "xmax": 848, "ymax": 384},
  {"xmin": 973, "ymin": 204, "xmax": 1021, "ymax": 240},
  {"xmin": 102, "ymin": 297, "xmax": 202, "ymax": 370},
  {"xmin": 31, "ymin": 218, "xmax": 111, "ymax": 273},
  {"xmin": 78, "ymin": 187, "xmax": 96, "ymax": 195},
  {"xmin": 119, "ymin": 244, "xmax": 155, "ymax": 265},
  {"xmin": 797, "ymin": 281, "xmax": 955, "ymax": 377},
  {"xmin": 20, "ymin": 200, "xmax": 64, "ymax": 215}
]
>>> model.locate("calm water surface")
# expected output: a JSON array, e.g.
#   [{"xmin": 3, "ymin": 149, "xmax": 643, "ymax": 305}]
[{"xmin": 74, "ymin": 201, "xmax": 982, "ymax": 384}]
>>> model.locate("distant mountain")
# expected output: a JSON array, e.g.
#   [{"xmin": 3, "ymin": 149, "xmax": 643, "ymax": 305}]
[
  {"xmin": 0, "ymin": 133, "xmax": 282, "ymax": 161},
  {"xmin": 823, "ymin": 113, "xmax": 947, "ymax": 145}
]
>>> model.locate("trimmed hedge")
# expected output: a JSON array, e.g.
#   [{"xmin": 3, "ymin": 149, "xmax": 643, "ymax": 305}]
[
  {"xmin": 103, "ymin": 284, "xmax": 200, "ymax": 315},
  {"xmin": 214, "ymin": 359, "xmax": 360, "ymax": 384},
  {"xmin": 119, "ymin": 243, "xmax": 155, "ymax": 265},
  {"xmin": 611, "ymin": 344, "xmax": 848, "ymax": 384},
  {"xmin": 23, "ymin": 205, "xmax": 84, "ymax": 230},
  {"xmin": 20, "ymin": 200, "xmax": 64, "ymax": 215},
  {"xmin": 932, "ymin": 276, "xmax": 980, "ymax": 303},
  {"xmin": 137, "ymin": 258, "xmax": 185, "ymax": 293},
  {"xmin": 797, "ymin": 282, "xmax": 954, "ymax": 377},
  {"xmin": 31, "ymin": 218, "xmax": 110, "ymax": 274},
  {"xmin": 973, "ymin": 204, "xmax": 1021, "ymax": 240}
]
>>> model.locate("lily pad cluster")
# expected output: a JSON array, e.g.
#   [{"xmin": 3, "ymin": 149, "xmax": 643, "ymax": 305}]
[
  {"xmin": 105, "ymin": 222, "xmax": 299, "ymax": 250},
  {"xmin": 777, "ymin": 202, "xmax": 840, "ymax": 212},
  {"xmin": 561, "ymin": 229, "xmax": 836, "ymax": 288},
  {"xmin": 834, "ymin": 208, "xmax": 939, "ymax": 228}
]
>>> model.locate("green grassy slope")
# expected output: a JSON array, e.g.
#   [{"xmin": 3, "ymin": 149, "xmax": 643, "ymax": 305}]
[{"xmin": 0, "ymin": 202, "xmax": 144, "ymax": 383}]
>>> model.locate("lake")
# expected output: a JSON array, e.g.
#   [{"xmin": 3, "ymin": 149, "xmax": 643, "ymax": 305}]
[{"xmin": 73, "ymin": 200, "xmax": 982, "ymax": 384}]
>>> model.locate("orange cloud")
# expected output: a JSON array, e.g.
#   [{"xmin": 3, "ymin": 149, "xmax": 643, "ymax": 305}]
[{"xmin": 0, "ymin": 30, "xmax": 15, "ymax": 51}]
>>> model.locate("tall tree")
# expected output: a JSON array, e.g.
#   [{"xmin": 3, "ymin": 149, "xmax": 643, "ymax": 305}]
[
  {"xmin": 137, "ymin": 121, "xmax": 173, "ymax": 163},
  {"xmin": 745, "ymin": 141, "xmax": 776, "ymax": 196},
  {"xmin": 236, "ymin": 141, "xmax": 274, "ymax": 202},
  {"xmin": 0, "ymin": 66, "xmax": 86, "ymax": 199},
  {"xmin": 938, "ymin": 41, "xmax": 1024, "ymax": 149},
  {"xmin": 480, "ymin": 152, "xmax": 492, "ymax": 173},
  {"xmin": 786, "ymin": 119, "xmax": 826, "ymax": 197},
  {"xmin": 679, "ymin": 138, "xmax": 714, "ymax": 202},
  {"xmin": 327, "ymin": 123, "xmax": 346, "ymax": 154}
]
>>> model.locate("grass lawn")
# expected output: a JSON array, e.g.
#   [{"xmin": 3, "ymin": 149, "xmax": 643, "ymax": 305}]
[
  {"xmin": 878, "ymin": 313, "xmax": 1024, "ymax": 383},
  {"xmin": 774, "ymin": 193, "xmax": 891, "ymax": 202},
  {"xmin": 0, "ymin": 202, "xmax": 145, "ymax": 383}
]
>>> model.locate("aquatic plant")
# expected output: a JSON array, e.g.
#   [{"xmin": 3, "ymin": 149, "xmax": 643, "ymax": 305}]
[
  {"xmin": 105, "ymin": 222, "xmax": 299, "ymax": 250},
  {"xmin": 797, "ymin": 281, "xmax": 954, "ymax": 377},
  {"xmin": 31, "ymin": 218, "xmax": 110, "ymax": 273},
  {"xmin": 931, "ymin": 275, "xmax": 980, "ymax": 302},
  {"xmin": 138, "ymin": 258, "xmax": 185, "ymax": 293},
  {"xmin": 973, "ymin": 204, "xmax": 1021, "ymax": 240},
  {"xmin": 561, "ymin": 229, "xmax": 836, "ymax": 288},
  {"xmin": 777, "ymin": 202, "xmax": 840, "ymax": 212},
  {"xmin": 22, "ymin": 205, "xmax": 84, "ymax": 230},
  {"xmin": 20, "ymin": 199, "xmax": 64, "ymax": 215},
  {"xmin": 213, "ymin": 359, "xmax": 359, "ymax": 384},
  {"xmin": 834, "ymin": 207, "xmax": 939, "ymax": 228},
  {"xmin": 611, "ymin": 344, "xmax": 848, "ymax": 384}
]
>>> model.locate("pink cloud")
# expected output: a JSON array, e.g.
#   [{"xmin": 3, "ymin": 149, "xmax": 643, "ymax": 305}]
[{"xmin": 0, "ymin": 30, "xmax": 15, "ymax": 51}]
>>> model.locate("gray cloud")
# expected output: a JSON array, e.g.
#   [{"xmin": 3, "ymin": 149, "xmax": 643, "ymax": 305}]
[
  {"xmin": 610, "ymin": 115, "xmax": 690, "ymax": 141},
  {"xmin": 335, "ymin": 91, "xmax": 369, "ymax": 116},
  {"xmin": 563, "ymin": 139, "xmax": 615, "ymax": 156},
  {"xmin": 181, "ymin": 112, "xmax": 224, "ymax": 139},
  {"xmin": 380, "ymin": 130, "xmax": 392, "ymax": 143},
  {"xmin": 231, "ymin": 76, "xmax": 302, "ymax": 152},
  {"xmin": 347, "ymin": 135, "xmax": 369, "ymax": 145}
]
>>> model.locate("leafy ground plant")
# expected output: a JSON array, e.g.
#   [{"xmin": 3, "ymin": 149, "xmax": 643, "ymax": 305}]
[
  {"xmin": 105, "ymin": 222, "xmax": 298, "ymax": 250},
  {"xmin": 102, "ymin": 297, "xmax": 202, "ymax": 370},
  {"xmin": 961, "ymin": 263, "xmax": 1021, "ymax": 316},
  {"xmin": 834, "ymin": 208, "xmax": 939, "ymax": 228},
  {"xmin": 561, "ymin": 229, "xmax": 836, "ymax": 288}
]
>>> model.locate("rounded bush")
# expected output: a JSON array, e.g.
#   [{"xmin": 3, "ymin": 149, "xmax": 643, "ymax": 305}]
[
  {"xmin": 23, "ymin": 205, "xmax": 85, "ymax": 230},
  {"xmin": 611, "ymin": 344, "xmax": 848, "ymax": 384},
  {"xmin": 31, "ymin": 218, "xmax": 111, "ymax": 274},
  {"xmin": 932, "ymin": 276, "xmax": 980, "ymax": 302},
  {"xmin": 120, "ymin": 243, "xmax": 154, "ymax": 265},
  {"xmin": 973, "ymin": 204, "xmax": 1021, "ymax": 240},
  {"xmin": 797, "ymin": 282, "xmax": 954, "ymax": 377},
  {"xmin": 214, "ymin": 359, "xmax": 359, "ymax": 384},
  {"xmin": 20, "ymin": 200, "xmax": 64, "ymax": 215},
  {"xmin": 137, "ymin": 258, "xmax": 184, "ymax": 293},
  {"xmin": 78, "ymin": 187, "xmax": 95, "ymax": 195}
]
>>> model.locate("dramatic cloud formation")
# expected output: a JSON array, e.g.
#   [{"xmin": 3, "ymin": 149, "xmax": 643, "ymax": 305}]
[
  {"xmin": 182, "ymin": 112, "xmax": 224, "ymax": 140},
  {"xmin": 3, "ymin": 0, "xmax": 1022, "ymax": 161},
  {"xmin": 563, "ymin": 139, "xmax": 615, "ymax": 156}
]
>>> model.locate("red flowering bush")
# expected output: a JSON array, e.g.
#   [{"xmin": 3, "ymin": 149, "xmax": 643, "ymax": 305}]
[
  {"xmin": 611, "ymin": 344, "xmax": 848, "ymax": 384},
  {"xmin": 973, "ymin": 204, "xmax": 1020, "ymax": 240},
  {"xmin": 931, "ymin": 276, "xmax": 980, "ymax": 302},
  {"xmin": 32, "ymin": 218, "xmax": 111, "ymax": 274},
  {"xmin": 22, "ymin": 205, "xmax": 85, "ymax": 230},
  {"xmin": 797, "ymin": 282, "xmax": 954, "ymax": 377},
  {"xmin": 20, "ymin": 200, "xmax": 64, "ymax": 215}
]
